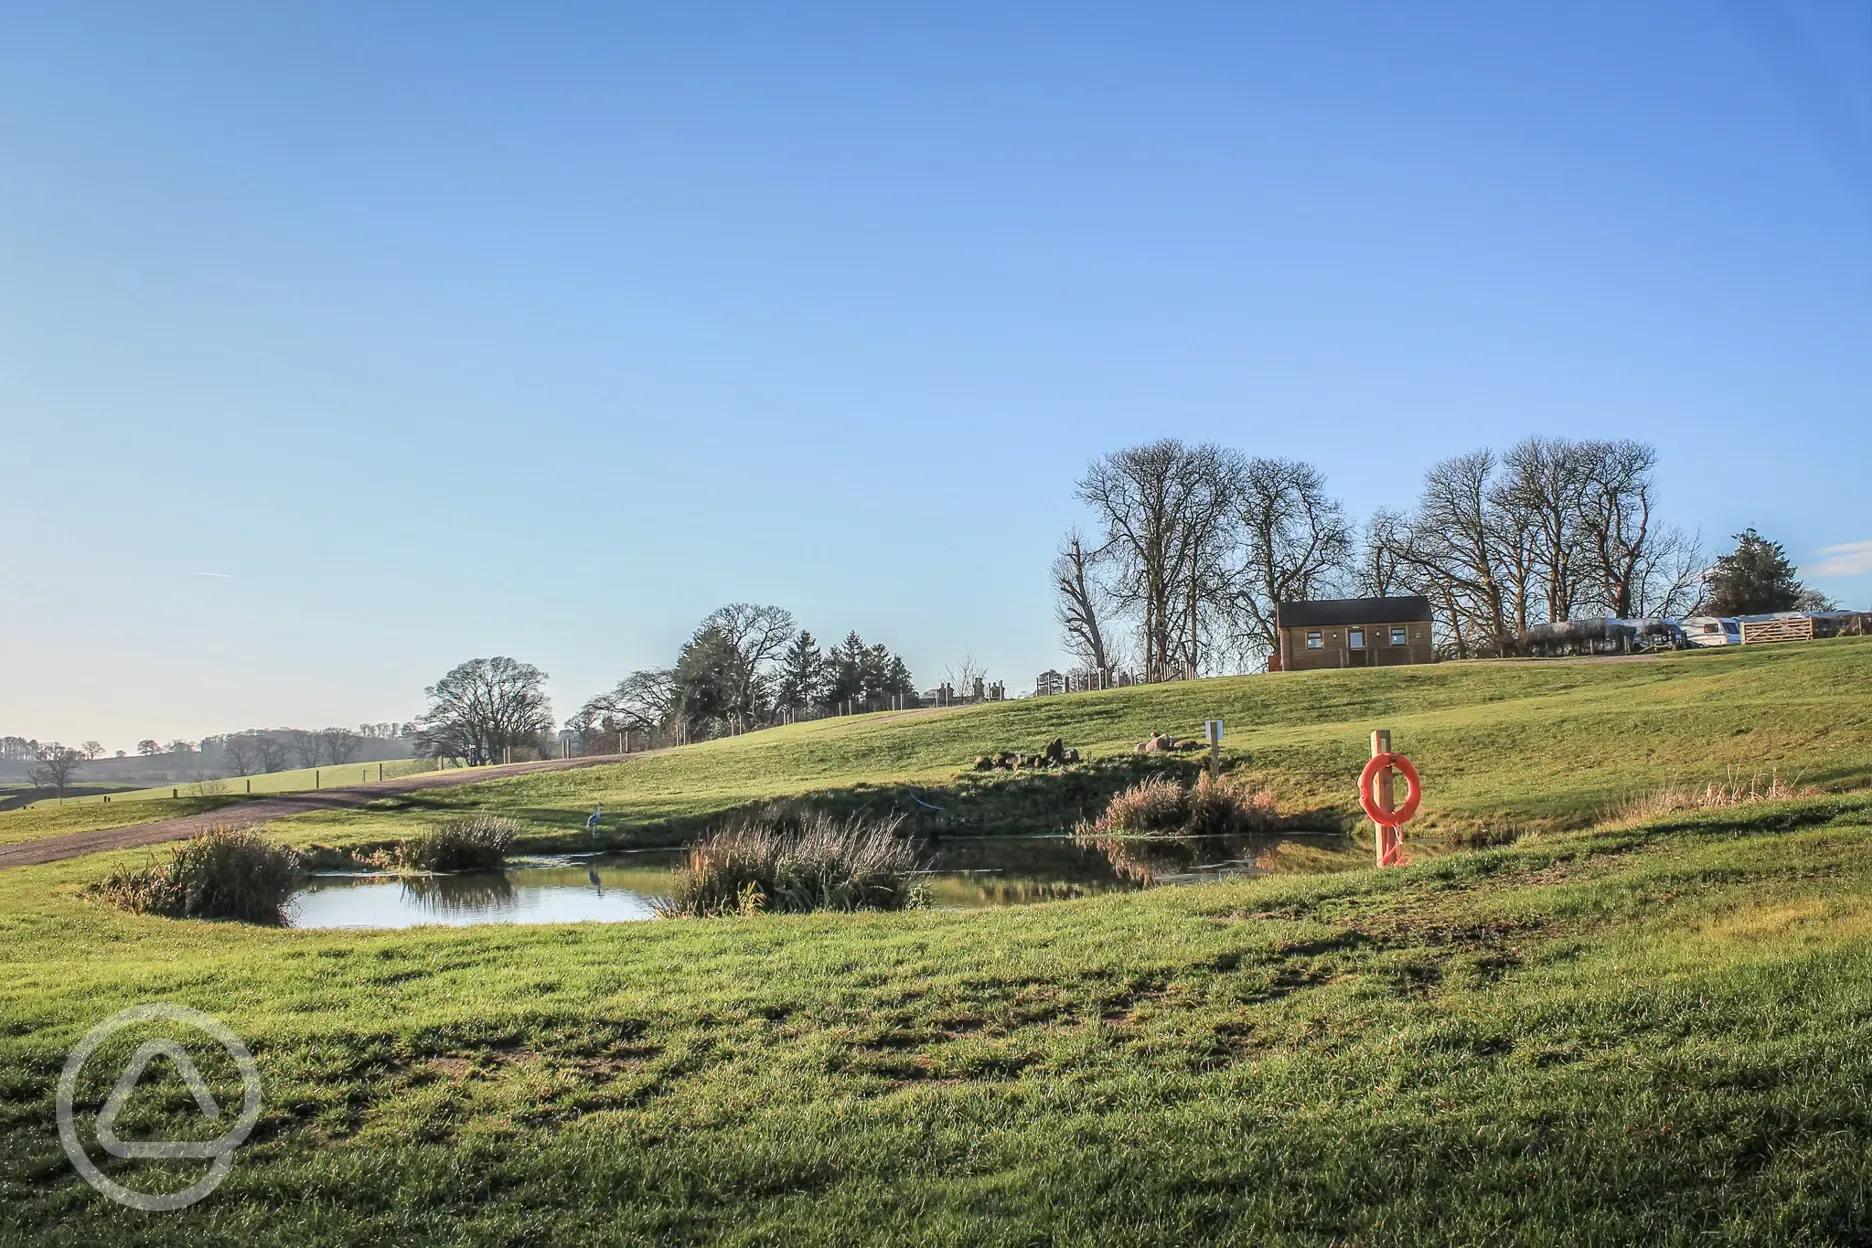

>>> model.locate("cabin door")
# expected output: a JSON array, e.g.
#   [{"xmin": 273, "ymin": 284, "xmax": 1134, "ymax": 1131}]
[{"xmin": 1347, "ymin": 628, "xmax": 1368, "ymax": 667}]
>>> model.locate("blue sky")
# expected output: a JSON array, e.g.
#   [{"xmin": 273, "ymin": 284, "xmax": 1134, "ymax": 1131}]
[{"xmin": 2, "ymin": 2, "xmax": 1869, "ymax": 748}]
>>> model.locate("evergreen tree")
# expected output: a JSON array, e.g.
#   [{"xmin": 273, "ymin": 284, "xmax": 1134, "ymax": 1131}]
[
  {"xmin": 824, "ymin": 632, "xmax": 869, "ymax": 708},
  {"xmin": 1703, "ymin": 529, "xmax": 1809, "ymax": 615},
  {"xmin": 774, "ymin": 630, "xmax": 826, "ymax": 712},
  {"xmin": 884, "ymin": 654, "xmax": 917, "ymax": 701}
]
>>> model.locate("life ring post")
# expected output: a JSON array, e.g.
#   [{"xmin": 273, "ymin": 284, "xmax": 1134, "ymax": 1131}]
[
  {"xmin": 1369, "ymin": 729, "xmax": 1395, "ymax": 868},
  {"xmin": 1362, "ymin": 730, "xmax": 1421, "ymax": 868}
]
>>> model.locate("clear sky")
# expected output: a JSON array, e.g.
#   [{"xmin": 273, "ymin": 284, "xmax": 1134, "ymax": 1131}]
[{"xmin": 3, "ymin": 2, "xmax": 1869, "ymax": 750}]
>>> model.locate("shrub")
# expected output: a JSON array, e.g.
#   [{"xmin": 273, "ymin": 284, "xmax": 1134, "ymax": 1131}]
[
  {"xmin": 658, "ymin": 810, "xmax": 926, "ymax": 917},
  {"xmin": 1078, "ymin": 772, "xmax": 1285, "ymax": 839},
  {"xmin": 86, "ymin": 826, "xmax": 304, "ymax": 924},
  {"xmin": 396, "ymin": 815, "xmax": 519, "ymax": 872}
]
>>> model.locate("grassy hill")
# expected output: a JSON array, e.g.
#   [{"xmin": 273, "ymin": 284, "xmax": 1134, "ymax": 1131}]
[
  {"xmin": 260, "ymin": 637, "xmax": 1872, "ymax": 852},
  {"xmin": 6, "ymin": 639, "xmax": 1872, "ymax": 1240}
]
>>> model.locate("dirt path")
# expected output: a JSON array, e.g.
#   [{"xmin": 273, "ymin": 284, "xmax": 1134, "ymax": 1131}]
[{"xmin": 0, "ymin": 754, "xmax": 637, "ymax": 871}]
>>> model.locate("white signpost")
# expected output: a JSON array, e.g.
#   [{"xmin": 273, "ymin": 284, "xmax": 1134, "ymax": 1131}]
[{"xmin": 1203, "ymin": 719, "xmax": 1223, "ymax": 778}]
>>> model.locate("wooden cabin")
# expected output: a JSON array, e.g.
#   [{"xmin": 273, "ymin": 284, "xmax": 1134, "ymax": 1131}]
[{"xmin": 1274, "ymin": 596, "xmax": 1435, "ymax": 671}]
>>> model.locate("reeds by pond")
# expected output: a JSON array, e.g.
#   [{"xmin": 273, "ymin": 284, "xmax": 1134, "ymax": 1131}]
[
  {"xmin": 657, "ymin": 808, "xmax": 926, "ymax": 917},
  {"xmin": 1077, "ymin": 771, "xmax": 1285, "ymax": 839},
  {"xmin": 395, "ymin": 815, "xmax": 519, "ymax": 872},
  {"xmin": 85, "ymin": 825, "xmax": 305, "ymax": 924}
]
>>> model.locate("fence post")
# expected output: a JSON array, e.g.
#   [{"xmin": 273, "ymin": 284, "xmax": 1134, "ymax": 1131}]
[
  {"xmin": 1370, "ymin": 729, "xmax": 1394, "ymax": 868},
  {"xmin": 246, "ymin": 779, "xmax": 252, "ymax": 794},
  {"xmin": 378, "ymin": 763, "xmax": 384, "ymax": 781},
  {"xmin": 172, "ymin": 788, "xmax": 178, "ymax": 799},
  {"xmin": 315, "ymin": 769, "xmax": 320, "ymax": 789}
]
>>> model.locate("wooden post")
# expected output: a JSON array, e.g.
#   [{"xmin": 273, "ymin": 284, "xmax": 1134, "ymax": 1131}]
[
  {"xmin": 246, "ymin": 779, "xmax": 251, "ymax": 794},
  {"xmin": 315, "ymin": 769, "xmax": 320, "ymax": 789},
  {"xmin": 171, "ymin": 787, "xmax": 178, "ymax": 799},
  {"xmin": 378, "ymin": 763, "xmax": 384, "ymax": 781},
  {"xmin": 1370, "ymin": 729, "xmax": 1394, "ymax": 867}
]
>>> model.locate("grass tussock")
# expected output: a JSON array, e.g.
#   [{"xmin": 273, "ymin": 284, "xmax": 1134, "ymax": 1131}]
[
  {"xmin": 84, "ymin": 825, "xmax": 304, "ymax": 924},
  {"xmin": 658, "ymin": 808, "xmax": 926, "ymax": 917},
  {"xmin": 1611, "ymin": 767, "xmax": 1818, "ymax": 824},
  {"xmin": 1078, "ymin": 771, "xmax": 1285, "ymax": 839},
  {"xmin": 396, "ymin": 815, "xmax": 519, "ymax": 872}
]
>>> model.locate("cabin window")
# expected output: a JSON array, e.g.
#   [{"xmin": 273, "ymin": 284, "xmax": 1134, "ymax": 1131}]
[
  {"xmin": 1306, "ymin": 631, "xmax": 1322, "ymax": 649},
  {"xmin": 1348, "ymin": 628, "xmax": 1365, "ymax": 649},
  {"xmin": 1703, "ymin": 622, "xmax": 1719, "ymax": 634},
  {"xmin": 1390, "ymin": 627, "xmax": 1407, "ymax": 646}
]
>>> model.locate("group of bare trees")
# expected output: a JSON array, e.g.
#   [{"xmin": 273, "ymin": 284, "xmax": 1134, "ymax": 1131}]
[
  {"xmin": 1059, "ymin": 436, "xmax": 1704, "ymax": 671},
  {"xmin": 1061, "ymin": 441, "xmax": 1364, "ymax": 676},
  {"xmin": 1367, "ymin": 439, "xmax": 1702, "ymax": 657},
  {"xmin": 570, "ymin": 603, "xmax": 919, "ymax": 749},
  {"xmin": 214, "ymin": 727, "xmax": 365, "ymax": 774}
]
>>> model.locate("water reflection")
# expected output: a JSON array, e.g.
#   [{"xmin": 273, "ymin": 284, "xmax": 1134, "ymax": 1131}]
[{"xmin": 288, "ymin": 833, "xmax": 1355, "ymax": 930}]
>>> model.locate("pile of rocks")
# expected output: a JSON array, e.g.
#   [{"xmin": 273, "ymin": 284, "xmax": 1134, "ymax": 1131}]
[
  {"xmin": 973, "ymin": 737, "xmax": 1081, "ymax": 771},
  {"xmin": 1133, "ymin": 732, "xmax": 1203, "ymax": 754}
]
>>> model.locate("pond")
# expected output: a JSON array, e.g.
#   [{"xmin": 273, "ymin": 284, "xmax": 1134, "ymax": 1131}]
[{"xmin": 286, "ymin": 832, "xmax": 1357, "ymax": 929}]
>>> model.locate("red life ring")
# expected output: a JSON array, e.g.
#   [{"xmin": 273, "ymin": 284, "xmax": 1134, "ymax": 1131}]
[{"xmin": 1359, "ymin": 752, "xmax": 1421, "ymax": 827}]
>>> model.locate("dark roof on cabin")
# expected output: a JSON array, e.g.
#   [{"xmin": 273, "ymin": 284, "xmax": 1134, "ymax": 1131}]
[{"xmin": 1276, "ymin": 596, "xmax": 1434, "ymax": 629}]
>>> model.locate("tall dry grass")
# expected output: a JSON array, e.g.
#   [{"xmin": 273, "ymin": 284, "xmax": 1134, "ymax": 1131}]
[
  {"xmin": 1610, "ymin": 767, "xmax": 1817, "ymax": 824},
  {"xmin": 658, "ymin": 808, "xmax": 926, "ymax": 917},
  {"xmin": 1077, "ymin": 771, "xmax": 1285, "ymax": 839}
]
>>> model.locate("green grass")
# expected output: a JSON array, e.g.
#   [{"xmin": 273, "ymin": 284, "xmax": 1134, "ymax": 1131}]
[
  {"xmin": 6, "ymin": 795, "xmax": 1872, "ymax": 1242},
  {"xmin": 6, "ymin": 639, "xmax": 1872, "ymax": 1241},
  {"xmin": 241, "ymin": 637, "xmax": 1872, "ymax": 854}
]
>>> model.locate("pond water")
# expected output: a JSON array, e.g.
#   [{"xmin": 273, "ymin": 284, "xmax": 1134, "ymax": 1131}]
[{"xmin": 287, "ymin": 833, "xmax": 1355, "ymax": 930}]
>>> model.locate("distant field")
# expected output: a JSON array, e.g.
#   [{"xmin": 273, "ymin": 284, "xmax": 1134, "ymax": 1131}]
[
  {"xmin": 0, "ymin": 759, "xmax": 484, "ymax": 847},
  {"xmin": 17, "ymin": 758, "xmax": 442, "ymax": 809},
  {"xmin": 247, "ymin": 636, "xmax": 1872, "ymax": 853}
]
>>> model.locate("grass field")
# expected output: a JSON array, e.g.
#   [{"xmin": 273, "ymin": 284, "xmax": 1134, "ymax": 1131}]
[
  {"xmin": 5, "ymin": 794, "xmax": 1872, "ymax": 1242},
  {"xmin": 232, "ymin": 637, "xmax": 1872, "ymax": 854},
  {"xmin": 5, "ymin": 639, "xmax": 1872, "ymax": 1242}
]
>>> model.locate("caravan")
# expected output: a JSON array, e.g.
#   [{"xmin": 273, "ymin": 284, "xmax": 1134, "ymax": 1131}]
[{"xmin": 1681, "ymin": 617, "xmax": 1742, "ymax": 647}]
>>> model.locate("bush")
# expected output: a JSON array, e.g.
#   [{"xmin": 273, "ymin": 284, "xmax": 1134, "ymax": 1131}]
[
  {"xmin": 396, "ymin": 815, "xmax": 519, "ymax": 872},
  {"xmin": 1079, "ymin": 771, "xmax": 1285, "ymax": 839},
  {"xmin": 658, "ymin": 809, "xmax": 926, "ymax": 917},
  {"xmin": 86, "ymin": 826, "xmax": 304, "ymax": 924}
]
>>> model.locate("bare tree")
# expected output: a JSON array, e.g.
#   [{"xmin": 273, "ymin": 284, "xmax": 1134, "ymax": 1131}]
[
  {"xmin": 1500, "ymin": 437, "xmax": 1594, "ymax": 623},
  {"xmin": 945, "ymin": 653, "xmax": 987, "ymax": 696},
  {"xmin": 1053, "ymin": 530, "xmax": 1110, "ymax": 677},
  {"xmin": 414, "ymin": 657, "xmax": 555, "ymax": 764},
  {"xmin": 223, "ymin": 735, "xmax": 259, "ymax": 776},
  {"xmin": 1357, "ymin": 511, "xmax": 1411, "ymax": 598},
  {"xmin": 318, "ymin": 727, "xmax": 363, "ymax": 765},
  {"xmin": 79, "ymin": 740, "xmax": 105, "ymax": 760},
  {"xmin": 697, "ymin": 603, "xmax": 797, "ymax": 731},
  {"xmin": 580, "ymin": 669, "xmax": 680, "ymax": 742},
  {"xmin": 30, "ymin": 744, "xmax": 84, "ymax": 799},
  {"xmin": 1229, "ymin": 457, "xmax": 1353, "ymax": 664},
  {"xmin": 287, "ymin": 730, "xmax": 322, "ymax": 769},
  {"xmin": 1632, "ymin": 525, "xmax": 1705, "ymax": 617},
  {"xmin": 1384, "ymin": 450, "xmax": 1514, "ymax": 654},
  {"xmin": 254, "ymin": 734, "xmax": 290, "ymax": 774},
  {"xmin": 1076, "ymin": 440, "xmax": 1238, "ymax": 681}
]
